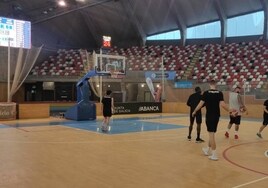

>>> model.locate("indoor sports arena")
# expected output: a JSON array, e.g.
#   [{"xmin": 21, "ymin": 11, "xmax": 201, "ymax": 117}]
[{"xmin": 0, "ymin": 0, "xmax": 268, "ymax": 187}]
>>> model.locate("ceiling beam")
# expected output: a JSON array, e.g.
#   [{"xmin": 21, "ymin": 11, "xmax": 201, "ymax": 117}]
[
  {"xmin": 144, "ymin": 0, "xmax": 159, "ymax": 34},
  {"xmin": 120, "ymin": 0, "xmax": 146, "ymax": 45},
  {"xmin": 167, "ymin": 0, "xmax": 187, "ymax": 46},
  {"xmin": 213, "ymin": 0, "xmax": 227, "ymax": 44},
  {"xmin": 261, "ymin": 0, "xmax": 268, "ymax": 41},
  {"xmin": 79, "ymin": 10, "xmax": 102, "ymax": 47}
]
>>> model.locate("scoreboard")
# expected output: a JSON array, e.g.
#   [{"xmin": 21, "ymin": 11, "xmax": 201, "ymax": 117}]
[
  {"xmin": 0, "ymin": 16, "xmax": 31, "ymax": 49},
  {"xmin": 102, "ymin": 35, "xmax": 111, "ymax": 48}
]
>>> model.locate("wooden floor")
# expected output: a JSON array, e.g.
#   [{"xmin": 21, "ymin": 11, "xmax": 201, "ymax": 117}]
[{"xmin": 0, "ymin": 113, "xmax": 267, "ymax": 188}]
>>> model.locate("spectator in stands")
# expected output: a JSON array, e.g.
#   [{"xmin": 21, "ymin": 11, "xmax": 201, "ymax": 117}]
[
  {"xmin": 101, "ymin": 90, "xmax": 114, "ymax": 132},
  {"xmin": 256, "ymin": 99, "xmax": 268, "ymax": 138},
  {"xmin": 186, "ymin": 86, "xmax": 204, "ymax": 143},
  {"xmin": 192, "ymin": 80, "xmax": 232, "ymax": 161},
  {"xmin": 225, "ymin": 86, "xmax": 247, "ymax": 139}
]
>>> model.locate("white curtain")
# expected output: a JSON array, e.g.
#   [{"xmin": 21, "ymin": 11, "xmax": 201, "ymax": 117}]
[{"xmin": 9, "ymin": 45, "xmax": 43, "ymax": 101}]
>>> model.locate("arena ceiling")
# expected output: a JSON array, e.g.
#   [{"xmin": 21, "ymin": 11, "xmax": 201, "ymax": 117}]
[{"xmin": 0, "ymin": 0, "xmax": 265, "ymax": 50}]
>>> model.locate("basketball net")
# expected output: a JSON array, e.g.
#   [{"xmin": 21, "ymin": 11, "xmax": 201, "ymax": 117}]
[
  {"xmin": 110, "ymin": 70, "xmax": 124, "ymax": 79},
  {"xmin": 110, "ymin": 70, "xmax": 118, "ymax": 78}
]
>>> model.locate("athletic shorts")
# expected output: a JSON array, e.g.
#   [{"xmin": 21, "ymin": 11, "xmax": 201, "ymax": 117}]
[
  {"xmin": 103, "ymin": 109, "xmax": 112, "ymax": 117},
  {"xmin": 229, "ymin": 115, "xmax": 241, "ymax": 125},
  {"xmin": 206, "ymin": 116, "xmax": 220, "ymax": 132},
  {"xmin": 190, "ymin": 113, "xmax": 202, "ymax": 124},
  {"xmin": 263, "ymin": 114, "xmax": 268, "ymax": 126}
]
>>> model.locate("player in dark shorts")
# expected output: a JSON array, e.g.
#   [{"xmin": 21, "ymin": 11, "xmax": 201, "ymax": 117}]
[
  {"xmin": 225, "ymin": 86, "xmax": 247, "ymax": 139},
  {"xmin": 101, "ymin": 90, "xmax": 114, "ymax": 131},
  {"xmin": 256, "ymin": 99, "xmax": 268, "ymax": 138},
  {"xmin": 187, "ymin": 86, "xmax": 204, "ymax": 143},
  {"xmin": 192, "ymin": 80, "xmax": 232, "ymax": 161}
]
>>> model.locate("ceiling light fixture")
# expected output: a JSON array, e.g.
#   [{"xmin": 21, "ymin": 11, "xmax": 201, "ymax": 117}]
[{"xmin": 58, "ymin": 0, "xmax": 66, "ymax": 7}]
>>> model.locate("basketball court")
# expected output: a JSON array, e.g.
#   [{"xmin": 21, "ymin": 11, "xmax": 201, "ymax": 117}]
[
  {"xmin": 0, "ymin": 38, "xmax": 267, "ymax": 188},
  {"xmin": 0, "ymin": 113, "xmax": 267, "ymax": 188},
  {"xmin": 0, "ymin": 1, "xmax": 268, "ymax": 188}
]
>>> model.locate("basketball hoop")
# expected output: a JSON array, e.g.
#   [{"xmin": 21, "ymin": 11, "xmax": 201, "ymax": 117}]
[
  {"xmin": 110, "ymin": 71, "xmax": 118, "ymax": 78},
  {"xmin": 94, "ymin": 53, "xmax": 126, "ymax": 76},
  {"xmin": 110, "ymin": 71, "xmax": 124, "ymax": 79}
]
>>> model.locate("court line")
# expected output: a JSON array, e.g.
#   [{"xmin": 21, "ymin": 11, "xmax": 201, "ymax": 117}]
[
  {"xmin": 265, "ymin": 150, "xmax": 268, "ymax": 158},
  {"xmin": 223, "ymin": 140, "xmax": 268, "ymax": 176},
  {"xmin": 2, "ymin": 124, "xmax": 30, "ymax": 132},
  {"xmin": 232, "ymin": 176, "xmax": 268, "ymax": 188},
  {"xmin": 16, "ymin": 128, "xmax": 30, "ymax": 132}
]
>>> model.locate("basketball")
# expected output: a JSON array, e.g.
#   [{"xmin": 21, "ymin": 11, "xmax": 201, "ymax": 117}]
[
  {"xmin": 240, "ymin": 107, "xmax": 246, "ymax": 113},
  {"xmin": 230, "ymin": 109, "xmax": 239, "ymax": 117}
]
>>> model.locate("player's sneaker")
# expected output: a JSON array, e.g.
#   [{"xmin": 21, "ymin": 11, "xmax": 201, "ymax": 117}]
[
  {"xmin": 225, "ymin": 132, "xmax": 229, "ymax": 138},
  {"xmin": 202, "ymin": 147, "xmax": 209, "ymax": 156},
  {"xmin": 101, "ymin": 125, "xmax": 108, "ymax": 132},
  {"xmin": 208, "ymin": 155, "xmax": 218, "ymax": 161},
  {"xmin": 196, "ymin": 138, "xmax": 205, "ymax": 143},
  {"xmin": 234, "ymin": 135, "xmax": 239, "ymax": 139},
  {"xmin": 187, "ymin": 136, "xmax": 191, "ymax": 141},
  {"xmin": 256, "ymin": 133, "xmax": 263, "ymax": 139}
]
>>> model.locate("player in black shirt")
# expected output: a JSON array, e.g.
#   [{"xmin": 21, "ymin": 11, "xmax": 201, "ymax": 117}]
[
  {"xmin": 192, "ymin": 80, "xmax": 232, "ymax": 161},
  {"xmin": 101, "ymin": 90, "xmax": 114, "ymax": 132},
  {"xmin": 187, "ymin": 86, "xmax": 204, "ymax": 143},
  {"xmin": 256, "ymin": 99, "xmax": 268, "ymax": 138}
]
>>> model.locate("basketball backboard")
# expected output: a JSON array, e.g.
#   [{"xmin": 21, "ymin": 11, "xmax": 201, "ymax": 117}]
[{"xmin": 94, "ymin": 53, "xmax": 126, "ymax": 76}]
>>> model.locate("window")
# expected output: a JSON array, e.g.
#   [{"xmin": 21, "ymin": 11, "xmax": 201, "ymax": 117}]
[
  {"xmin": 147, "ymin": 30, "xmax": 181, "ymax": 40},
  {"xmin": 187, "ymin": 21, "xmax": 221, "ymax": 39},
  {"xmin": 227, "ymin": 11, "xmax": 264, "ymax": 37},
  {"xmin": 146, "ymin": 11, "xmax": 264, "ymax": 41}
]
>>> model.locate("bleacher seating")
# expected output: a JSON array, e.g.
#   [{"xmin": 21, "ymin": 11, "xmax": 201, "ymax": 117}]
[
  {"xmin": 30, "ymin": 41, "xmax": 268, "ymax": 89},
  {"xmin": 109, "ymin": 44, "xmax": 198, "ymax": 79},
  {"xmin": 189, "ymin": 41, "xmax": 268, "ymax": 88},
  {"xmin": 30, "ymin": 49, "xmax": 84, "ymax": 77}
]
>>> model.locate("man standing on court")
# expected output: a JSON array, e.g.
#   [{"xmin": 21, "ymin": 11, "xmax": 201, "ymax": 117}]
[
  {"xmin": 101, "ymin": 90, "xmax": 114, "ymax": 132},
  {"xmin": 256, "ymin": 99, "xmax": 268, "ymax": 138},
  {"xmin": 192, "ymin": 80, "xmax": 231, "ymax": 161},
  {"xmin": 225, "ymin": 86, "xmax": 247, "ymax": 139},
  {"xmin": 187, "ymin": 86, "xmax": 204, "ymax": 143}
]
